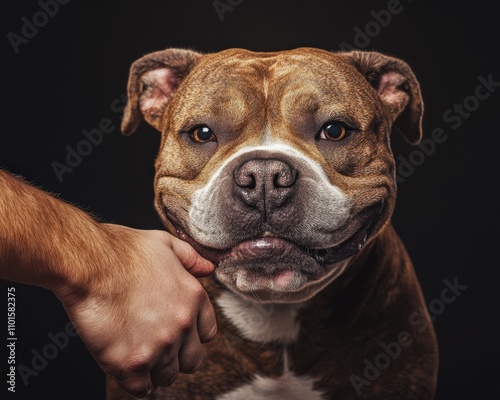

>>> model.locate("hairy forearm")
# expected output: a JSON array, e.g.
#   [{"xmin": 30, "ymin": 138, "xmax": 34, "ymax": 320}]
[
  {"xmin": 0, "ymin": 171, "xmax": 217, "ymax": 398},
  {"xmin": 0, "ymin": 170, "xmax": 115, "ymax": 293}
]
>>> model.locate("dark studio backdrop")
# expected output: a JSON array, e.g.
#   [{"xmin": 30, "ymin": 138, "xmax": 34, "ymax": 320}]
[{"xmin": 1, "ymin": 0, "xmax": 498, "ymax": 399}]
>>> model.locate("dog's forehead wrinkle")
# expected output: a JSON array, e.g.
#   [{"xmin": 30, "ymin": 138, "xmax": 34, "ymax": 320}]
[
  {"xmin": 196, "ymin": 50, "xmax": 354, "ymax": 92},
  {"xmin": 178, "ymin": 53, "xmax": 382, "ymax": 140}
]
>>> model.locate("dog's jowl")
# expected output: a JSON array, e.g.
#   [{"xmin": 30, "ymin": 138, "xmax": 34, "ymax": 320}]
[{"xmin": 107, "ymin": 47, "xmax": 438, "ymax": 400}]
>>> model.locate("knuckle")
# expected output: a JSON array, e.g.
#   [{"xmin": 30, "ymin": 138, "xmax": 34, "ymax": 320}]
[
  {"xmin": 188, "ymin": 280, "xmax": 207, "ymax": 302},
  {"xmin": 181, "ymin": 355, "xmax": 203, "ymax": 374},
  {"xmin": 118, "ymin": 353, "xmax": 152, "ymax": 377},
  {"xmin": 127, "ymin": 359, "xmax": 150, "ymax": 375},
  {"xmin": 175, "ymin": 308, "xmax": 195, "ymax": 332},
  {"xmin": 166, "ymin": 371, "xmax": 179, "ymax": 386},
  {"xmin": 153, "ymin": 366, "xmax": 179, "ymax": 387},
  {"xmin": 116, "ymin": 379, "xmax": 149, "ymax": 398},
  {"xmin": 209, "ymin": 322, "xmax": 218, "ymax": 338},
  {"xmin": 203, "ymin": 322, "xmax": 218, "ymax": 343},
  {"xmin": 99, "ymin": 351, "xmax": 128, "ymax": 377},
  {"xmin": 154, "ymin": 229, "xmax": 173, "ymax": 246},
  {"xmin": 158, "ymin": 333, "xmax": 176, "ymax": 349}
]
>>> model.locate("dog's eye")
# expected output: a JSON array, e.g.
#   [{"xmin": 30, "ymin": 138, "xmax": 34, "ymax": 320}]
[
  {"xmin": 190, "ymin": 126, "xmax": 216, "ymax": 143},
  {"xmin": 318, "ymin": 122, "xmax": 348, "ymax": 141}
]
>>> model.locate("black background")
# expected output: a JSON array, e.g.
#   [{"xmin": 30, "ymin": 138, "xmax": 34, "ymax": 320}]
[{"xmin": 1, "ymin": 0, "xmax": 499, "ymax": 399}]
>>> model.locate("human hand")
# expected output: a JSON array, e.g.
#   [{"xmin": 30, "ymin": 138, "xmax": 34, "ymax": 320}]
[{"xmin": 54, "ymin": 226, "xmax": 216, "ymax": 398}]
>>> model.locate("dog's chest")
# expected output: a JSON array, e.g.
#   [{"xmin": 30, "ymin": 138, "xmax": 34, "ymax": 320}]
[
  {"xmin": 215, "ymin": 364, "xmax": 325, "ymax": 400},
  {"xmin": 213, "ymin": 291, "xmax": 327, "ymax": 400}
]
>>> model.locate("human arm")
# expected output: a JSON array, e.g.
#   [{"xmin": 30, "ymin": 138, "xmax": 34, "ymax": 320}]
[{"xmin": 0, "ymin": 170, "xmax": 217, "ymax": 397}]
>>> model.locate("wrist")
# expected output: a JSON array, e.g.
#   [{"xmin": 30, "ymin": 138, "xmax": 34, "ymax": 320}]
[
  {"xmin": 49, "ymin": 221, "xmax": 119, "ymax": 301},
  {"xmin": 51, "ymin": 222, "xmax": 144, "ymax": 305}
]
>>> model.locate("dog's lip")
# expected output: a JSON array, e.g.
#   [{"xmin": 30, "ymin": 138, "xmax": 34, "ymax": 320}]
[
  {"xmin": 166, "ymin": 212, "xmax": 228, "ymax": 263},
  {"xmin": 167, "ymin": 212, "xmax": 303, "ymax": 263},
  {"xmin": 308, "ymin": 218, "xmax": 371, "ymax": 265},
  {"xmin": 165, "ymin": 203, "xmax": 383, "ymax": 265},
  {"xmin": 229, "ymin": 237, "xmax": 305, "ymax": 262},
  {"xmin": 176, "ymin": 227, "xmax": 228, "ymax": 263},
  {"xmin": 309, "ymin": 202, "xmax": 384, "ymax": 265},
  {"xmin": 175, "ymin": 226, "xmax": 301, "ymax": 264}
]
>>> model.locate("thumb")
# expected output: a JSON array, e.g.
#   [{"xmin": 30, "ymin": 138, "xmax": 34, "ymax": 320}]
[{"xmin": 170, "ymin": 237, "xmax": 215, "ymax": 277}]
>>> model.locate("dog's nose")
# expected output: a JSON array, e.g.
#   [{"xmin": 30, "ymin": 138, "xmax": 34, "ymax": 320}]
[{"xmin": 233, "ymin": 159, "xmax": 298, "ymax": 213}]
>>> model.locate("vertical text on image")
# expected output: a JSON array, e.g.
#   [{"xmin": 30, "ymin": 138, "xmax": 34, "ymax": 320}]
[{"xmin": 7, "ymin": 286, "xmax": 16, "ymax": 393}]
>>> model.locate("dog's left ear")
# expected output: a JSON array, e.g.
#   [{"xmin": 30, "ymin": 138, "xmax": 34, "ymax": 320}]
[
  {"xmin": 343, "ymin": 51, "xmax": 423, "ymax": 144},
  {"xmin": 121, "ymin": 48, "xmax": 202, "ymax": 136}
]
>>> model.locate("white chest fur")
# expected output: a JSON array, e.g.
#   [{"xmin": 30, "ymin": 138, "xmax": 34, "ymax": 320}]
[
  {"xmin": 215, "ymin": 349, "xmax": 326, "ymax": 400},
  {"xmin": 216, "ymin": 290, "xmax": 301, "ymax": 344},
  {"xmin": 215, "ymin": 292, "xmax": 326, "ymax": 399},
  {"xmin": 215, "ymin": 371, "xmax": 325, "ymax": 400}
]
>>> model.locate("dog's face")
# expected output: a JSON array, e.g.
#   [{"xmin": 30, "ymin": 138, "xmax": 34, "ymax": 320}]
[{"xmin": 122, "ymin": 48, "xmax": 422, "ymax": 302}]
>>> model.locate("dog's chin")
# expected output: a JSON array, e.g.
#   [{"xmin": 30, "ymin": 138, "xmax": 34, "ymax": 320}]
[
  {"xmin": 214, "ymin": 243, "xmax": 351, "ymax": 303},
  {"xmin": 174, "ymin": 226, "xmax": 368, "ymax": 303},
  {"xmin": 215, "ymin": 237, "xmax": 323, "ymax": 296}
]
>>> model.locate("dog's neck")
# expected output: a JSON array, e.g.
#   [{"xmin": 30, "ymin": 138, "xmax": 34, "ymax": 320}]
[
  {"xmin": 203, "ymin": 232, "xmax": 380, "ymax": 346},
  {"xmin": 216, "ymin": 290, "xmax": 303, "ymax": 344}
]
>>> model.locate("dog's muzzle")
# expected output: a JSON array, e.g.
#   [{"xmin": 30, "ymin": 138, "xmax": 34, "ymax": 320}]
[{"xmin": 163, "ymin": 146, "xmax": 383, "ymax": 298}]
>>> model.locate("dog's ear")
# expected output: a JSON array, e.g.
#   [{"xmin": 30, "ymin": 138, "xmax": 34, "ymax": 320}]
[
  {"xmin": 343, "ymin": 51, "xmax": 423, "ymax": 145},
  {"xmin": 121, "ymin": 48, "xmax": 202, "ymax": 135}
]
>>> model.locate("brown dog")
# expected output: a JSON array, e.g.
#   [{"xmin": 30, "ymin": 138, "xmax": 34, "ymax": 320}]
[{"xmin": 107, "ymin": 47, "xmax": 438, "ymax": 399}]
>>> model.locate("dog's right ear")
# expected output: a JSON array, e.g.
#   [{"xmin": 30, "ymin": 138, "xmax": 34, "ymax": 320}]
[{"xmin": 121, "ymin": 48, "xmax": 202, "ymax": 136}]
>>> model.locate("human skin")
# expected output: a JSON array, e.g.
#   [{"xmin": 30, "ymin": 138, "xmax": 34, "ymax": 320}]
[{"xmin": 0, "ymin": 169, "xmax": 217, "ymax": 398}]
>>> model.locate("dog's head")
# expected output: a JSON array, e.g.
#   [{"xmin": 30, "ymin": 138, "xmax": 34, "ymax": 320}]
[{"xmin": 121, "ymin": 48, "xmax": 422, "ymax": 302}]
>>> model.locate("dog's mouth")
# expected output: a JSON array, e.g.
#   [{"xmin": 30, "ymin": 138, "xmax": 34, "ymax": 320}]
[
  {"xmin": 166, "ymin": 203, "xmax": 382, "ymax": 268},
  {"xmin": 165, "ymin": 204, "xmax": 382, "ymax": 298}
]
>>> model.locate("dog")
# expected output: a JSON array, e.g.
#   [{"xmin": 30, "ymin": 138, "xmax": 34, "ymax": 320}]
[{"xmin": 106, "ymin": 47, "xmax": 438, "ymax": 399}]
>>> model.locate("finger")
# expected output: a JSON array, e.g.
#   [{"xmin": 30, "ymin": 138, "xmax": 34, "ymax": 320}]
[
  {"xmin": 114, "ymin": 372, "xmax": 153, "ymax": 399},
  {"xmin": 197, "ymin": 292, "xmax": 217, "ymax": 343},
  {"xmin": 170, "ymin": 237, "xmax": 215, "ymax": 277},
  {"xmin": 178, "ymin": 327, "xmax": 204, "ymax": 374},
  {"xmin": 150, "ymin": 354, "xmax": 180, "ymax": 388}
]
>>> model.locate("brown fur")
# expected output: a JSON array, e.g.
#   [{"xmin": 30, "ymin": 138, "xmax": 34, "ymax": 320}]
[{"xmin": 107, "ymin": 47, "xmax": 438, "ymax": 399}]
